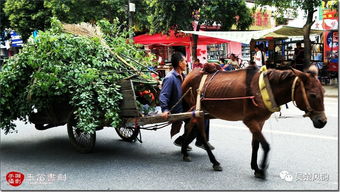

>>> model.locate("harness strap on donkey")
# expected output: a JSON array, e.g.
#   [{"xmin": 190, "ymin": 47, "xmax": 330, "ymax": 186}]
[
  {"xmin": 195, "ymin": 70, "xmax": 259, "ymax": 109},
  {"xmin": 258, "ymin": 66, "xmax": 281, "ymax": 112},
  {"xmin": 195, "ymin": 74, "xmax": 208, "ymax": 111},
  {"xmin": 291, "ymin": 76, "xmax": 314, "ymax": 117}
]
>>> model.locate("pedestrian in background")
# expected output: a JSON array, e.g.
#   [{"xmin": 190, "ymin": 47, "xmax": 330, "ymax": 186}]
[
  {"xmin": 192, "ymin": 58, "xmax": 203, "ymax": 69},
  {"xmin": 294, "ymin": 42, "xmax": 305, "ymax": 71},
  {"xmin": 224, "ymin": 54, "xmax": 239, "ymax": 70},
  {"xmin": 253, "ymin": 45, "xmax": 265, "ymax": 68}
]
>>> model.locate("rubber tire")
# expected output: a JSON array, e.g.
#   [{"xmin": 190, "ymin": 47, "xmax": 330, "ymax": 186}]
[
  {"xmin": 67, "ymin": 118, "xmax": 96, "ymax": 153},
  {"xmin": 115, "ymin": 126, "xmax": 139, "ymax": 142}
]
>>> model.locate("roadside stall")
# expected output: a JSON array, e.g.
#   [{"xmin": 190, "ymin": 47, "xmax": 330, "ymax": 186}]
[
  {"xmin": 182, "ymin": 26, "xmax": 324, "ymax": 69},
  {"xmin": 133, "ymin": 30, "xmax": 230, "ymax": 78},
  {"xmin": 250, "ymin": 26, "xmax": 323, "ymax": 69}
]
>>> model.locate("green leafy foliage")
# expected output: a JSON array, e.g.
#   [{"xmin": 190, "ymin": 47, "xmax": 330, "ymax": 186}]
[
  {"xmin": 3, "ymin": 0, "xmax": 52, "ymax": 40},
  {"xmin": 145, "ymin": 0, "xmax": 253, "ymax": 33},
  {"xmin": 2, "ymin": 0, "xmax": 131, "ymax": 41},
  {"xmin": 199, "ymin": 0, "xmax": 253, "ymax": 31},
  {"xmin": 0, "ymin": 0, "xmax": 10, "ymax": 32},
  {"xmin": 0, "ymin": 18, "xmax": 155, "ymax": 134},
  {"xmin": 255, "ymin": 0, "xmax": 321, "ymax": 18},
  {"xmin": 44, "ymin": 0, "xmax": 127, "ymax": 25}
]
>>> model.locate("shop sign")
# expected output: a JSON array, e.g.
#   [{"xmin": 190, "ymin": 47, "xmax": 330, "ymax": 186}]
[{"xmin": 10, "ymin": 31, "xmax": 23, "ymax": 47}]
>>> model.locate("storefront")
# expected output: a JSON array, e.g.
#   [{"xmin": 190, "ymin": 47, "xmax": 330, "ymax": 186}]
[
  {"xmin": 0, "ymin": 30, "xmax": 23, "ymax": 68},
  {"xmin": 312, "ymin": 0, "xmax": 338, "ymax": 82}
]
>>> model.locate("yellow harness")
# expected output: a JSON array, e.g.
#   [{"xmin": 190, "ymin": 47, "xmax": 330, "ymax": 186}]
[{"xmin": 258, "ymin": 66, "xmax": 281, "ymax": 112}]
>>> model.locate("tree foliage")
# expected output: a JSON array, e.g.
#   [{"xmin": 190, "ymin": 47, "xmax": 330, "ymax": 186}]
[
  {"xmin": 2, "ymin": 0, "xmax": 148, "ymax": 41},
  {"xmin": 146, "ymin": 0, "xmax": 253, "ymax": 33},
  {"xmin": 255, "ymin": 0, "xmax": 321, "ymax": 17},
  {"xmin": 0, "ymin": 18, "xmax": 155, "ymax": 134},
  {"xmin": 3, "ymin": 0, "xmax": 52, "ymax": 40},
  {"xmin": 0, "ymin": 0, "xmax": 10, "ymax": 32},
  {"xmin": 199, "ymin": 0, "xmax": 253, "ymax": 31},
  {"xmin": 44, "ymin": 0, "xmax": 127, "ymax": 24},
  {"xmin": 145, "ymin": 0, "xmax": 253, "ymax": 60}
]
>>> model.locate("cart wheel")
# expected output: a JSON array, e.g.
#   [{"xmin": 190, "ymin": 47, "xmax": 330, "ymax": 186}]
[
  {"xmin": 67, "ymin": 118, "xmax": 96, "ymax": 153},
  {"xmin": 115, "ymin": 126, "xmax": 139, "ymax": 142}
]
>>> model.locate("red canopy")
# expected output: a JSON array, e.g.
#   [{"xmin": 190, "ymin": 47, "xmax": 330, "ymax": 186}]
[{"xmin": 133, "ymin": 30, "xmax": 229, "ymax": 46}]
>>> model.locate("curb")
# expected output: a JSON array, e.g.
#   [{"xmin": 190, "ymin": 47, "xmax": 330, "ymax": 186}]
[{"xmin": 325, "ymin": 95, "xmax": 338, "ymax": 98}]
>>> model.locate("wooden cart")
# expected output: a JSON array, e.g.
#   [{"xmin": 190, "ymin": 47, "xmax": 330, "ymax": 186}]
[{"xmin": 29, "ymin": 79, "xmax": 202, "ymax": 153}]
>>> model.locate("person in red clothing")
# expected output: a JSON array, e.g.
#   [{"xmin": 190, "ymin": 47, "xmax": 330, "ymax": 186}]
[{"xmin": 192, "ymin": 58, "xmax": 203, "ymax": 69}]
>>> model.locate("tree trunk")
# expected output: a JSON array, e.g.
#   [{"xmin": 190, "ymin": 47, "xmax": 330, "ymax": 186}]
[
  {"xmin": 302, "ymin": 8, "xmax": 316, "ymax": 71},
  {"xmin": 192, "ymin": 34, "xmax": 198, "ymax": 61},
  {"xmin": 191, "ymin": 24, "xmax": 200, "ymax": 63}
]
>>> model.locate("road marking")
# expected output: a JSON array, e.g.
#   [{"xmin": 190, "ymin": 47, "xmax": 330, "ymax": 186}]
[{"xmin": 213, "ymin": 124, "xmax": 338, "ymax": 141}]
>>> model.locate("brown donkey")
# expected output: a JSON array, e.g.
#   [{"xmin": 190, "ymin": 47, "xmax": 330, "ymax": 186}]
[{"xmin": 180, "ymin": 65, "xmax": 327, "ymax": 179}]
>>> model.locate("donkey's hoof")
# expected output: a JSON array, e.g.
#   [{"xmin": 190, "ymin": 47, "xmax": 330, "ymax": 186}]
[
  {"xmin": 254, "ymin": 170, "xmax": 266, "ymax": 179},
  {"xmin": 183, "ymin": 156, "xmax": 192, "ymax": 162},
  {"xmin": 213, "ymin": 164, "xmax": 223, "ymax": 171}
]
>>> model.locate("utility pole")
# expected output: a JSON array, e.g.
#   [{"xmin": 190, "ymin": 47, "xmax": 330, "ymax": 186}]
[{"xmin": 128, "ymin": 0, "xmax": 135, "ymax": 39}]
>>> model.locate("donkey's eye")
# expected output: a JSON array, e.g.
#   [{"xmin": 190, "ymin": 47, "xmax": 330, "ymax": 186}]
[{"xmin": 309, "ymin": 93, "xmax": 317, "ymax": 99}]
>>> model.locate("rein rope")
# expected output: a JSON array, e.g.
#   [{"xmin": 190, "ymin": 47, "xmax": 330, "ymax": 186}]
[{"xmin": 169, "ymin": 87, "xmax": 193, "ymax": 113}]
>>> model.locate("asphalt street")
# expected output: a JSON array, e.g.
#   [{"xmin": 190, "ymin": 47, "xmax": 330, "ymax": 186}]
[{"xmin": 0, "ymin": 98, "xmax": 338, "ymax": 190}]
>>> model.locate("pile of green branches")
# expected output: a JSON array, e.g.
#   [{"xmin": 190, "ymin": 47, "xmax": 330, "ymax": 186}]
[{"xmin": 0, "ymin": 18, "xmax": 156, "ymax": 134}]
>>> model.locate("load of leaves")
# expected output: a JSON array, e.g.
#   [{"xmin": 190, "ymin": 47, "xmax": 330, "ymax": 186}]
[{"xmin": 0, "ymin": 18, "xmax": 156, "ymax": 134}]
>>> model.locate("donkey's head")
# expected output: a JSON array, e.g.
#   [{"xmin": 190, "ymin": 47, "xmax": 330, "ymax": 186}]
[{"xmin": 292, "ymin": 66, "xmax": 327, "ymax": 128}]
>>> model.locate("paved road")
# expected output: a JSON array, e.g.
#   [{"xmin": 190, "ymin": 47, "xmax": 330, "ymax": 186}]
[{"xmin": 0, "ymin": 98, "xmax": 338, "ymax": 190}]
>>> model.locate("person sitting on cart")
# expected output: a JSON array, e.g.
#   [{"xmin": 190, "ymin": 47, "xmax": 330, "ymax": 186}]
[{"xmin": 159, "ymin": 52, "xmax": 214, "ymax": 151}]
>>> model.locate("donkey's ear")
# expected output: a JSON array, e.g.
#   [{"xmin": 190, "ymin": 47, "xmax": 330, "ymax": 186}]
[
  {"xmin": 306, "ymin": 65, "xmax": 318, "ymax": 77},
  {"xmin": 297, "ymin": 71, "xmax": 308, "ymax": 82}
]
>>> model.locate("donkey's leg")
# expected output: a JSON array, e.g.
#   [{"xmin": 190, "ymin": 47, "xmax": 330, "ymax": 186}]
[
  {"xmin": 196, "ymin": 117, "xmax": 222, "ymax": 171},
  {"xmin": 250, "ymin": 121, "xmax": 265, "ymax": 172},
  {"xmin": 251, "ymin": 137, "xmax": 260, "ymax": 172},
  {"xmin": 244, "ymin": 120, "xmax": 270, "ymax": 179},
  {"xmin": 257, "ymin": 121, "xmax": 269, "ymax": 171}
]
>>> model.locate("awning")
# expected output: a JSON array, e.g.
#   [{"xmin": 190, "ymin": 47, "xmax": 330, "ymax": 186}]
[
  {"xmin": 133, "ymin": 30, "xmax": 230, "ymax": 46},
  {"xmin": 181, "ymin": 26, "xmax": 324, "ymax": 44},
  {"xmin": 262, "ymin": 26, "xmax": 324, "ymax": 38}
]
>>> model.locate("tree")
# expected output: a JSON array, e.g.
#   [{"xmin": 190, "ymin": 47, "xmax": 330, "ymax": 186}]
[
  {"xmin": 132, "ymin": 0, "xmax": 152, "ymax": 33},
  {"xmin": 145, "ymin": 0, "xmax": 253, "ymax": 61},
  {"xmin": 255, "ymin": 0, "xmax": 322, "ymax": 71},
  {"xmin": 2, "ymin": 0, "xmax": 139, "ymax": 41},
  {"xmin": 3, "ymin": 0, "xmax": 52, "ymax": 40},
  {"xmin": 44, "ymin": 0, "xmax": 128, "ymax": 24},
  {"xmin": 0, "ymin": 0, "xmax": 10, "ymax": 32}
]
